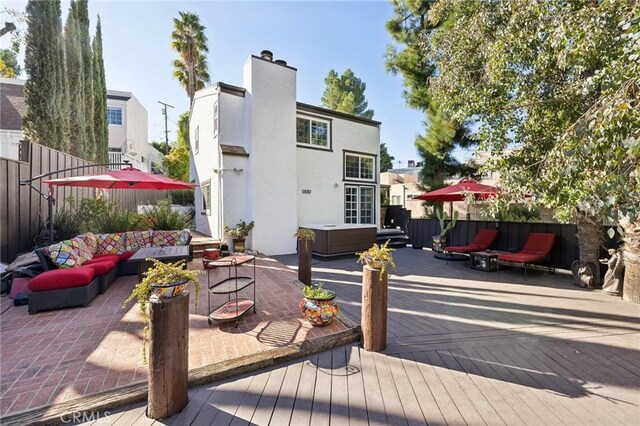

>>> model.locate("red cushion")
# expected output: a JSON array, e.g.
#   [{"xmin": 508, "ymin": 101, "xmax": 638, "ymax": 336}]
[
  {"xmin": 521, "ymin": 233, "xmax": 555, "ymax": 257},
  {"xmin": 470, "ymin": 229, "xmax": 499, "ymax": 249},
  {"xmin": 84, "ymin": 254, "xmax": 121, "ymax": 265},
  {"xmin": 119, "ymin": 251, "xmax": 135, "ymax": 261},
  {"xmin": 446, "ymin": 244, "xmax": 483, "ymax": 254},
  {"xmin": 83, "ymin": 260, "xmax": 117, "ymax": 275},
  {"xmin": 29, "ymin": 267, "xmax": 96, "ymax": 292},
  {"xmin": 498, "ymin": 252, "xmax": 546, "ymax": 263}
]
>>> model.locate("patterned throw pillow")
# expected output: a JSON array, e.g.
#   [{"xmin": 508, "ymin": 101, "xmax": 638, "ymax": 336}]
[
  {"xmin": 96, "ymin": 233, "xmax": 126, "ymax": 255},
  {"xmin": 64, "ymin": 237, "xmax": 94, "ymax": 263},
  {"xmin": 78, "ymin": 232, "xmax": 98, "ymax": 255},
  {"xmin": 177, "ymin": 229, "xmax": 191, "ymax": 246},
  {"xmin": 124, "ymin": 230, "xmax": 153, "ymax": 252},
  {"xmin": 152, "ymin": 231, "xmax": 169, "ymax": 247},
  {"xmin": 45, "ymin": 242, "xmax": 82, "ymax": 269}
]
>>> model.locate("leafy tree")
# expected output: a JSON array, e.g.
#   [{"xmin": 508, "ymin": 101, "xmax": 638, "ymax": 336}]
[
  {"xmin": 64, "ymin": 0, "xmax": 88, "ymax": 159},
  {"xmin": 0, "ymin": 49, "xmax": 21, "ymax": 77},
  {"xmin": 164, "ymin": 112, "xmax": 190, "ymax": 182},
  {"xmin": 321, "ymin": 69, "xmax": 374, "ymax": 118},
  {"xmin": 92, "ymin": 16, "xmax": 108, "ymax": 163},
  {"xmin": 425, "ymin": 0, "xmax": 639, "ymax": 291},
  {"xmin": 171, "ymin": 12, "xmax": 210, "ymax": 105},
  {"xmin": 23, "ymin": 0, "xmax": 69, "ymax": 152},
  {"xmin": 150, "ymin": 141, "xmax": 166, "ymax": 153},
  {"xmin": 380, "ymin": 142, "xmax": 395, "ymax": 172},
  {"xmin": 385, "ymin": 0, "xmax": 476, "ymax": 200}
]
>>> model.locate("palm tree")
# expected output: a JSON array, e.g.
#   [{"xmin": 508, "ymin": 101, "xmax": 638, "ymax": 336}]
[
  {"xmin": 173, "ymin": 53, "xmax": 210, "ymax": 97},
  {"xmin": 171, "ymin": 12, "xmax": 209, "ymax": 104}
]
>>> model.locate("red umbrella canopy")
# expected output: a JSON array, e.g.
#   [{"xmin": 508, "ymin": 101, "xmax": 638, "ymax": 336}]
[
  {"xmin": 417, "ymin": 178, "xmax": 497, "ymax": 202},
  {"xmin": 42, "ymin": 167, "xmax": 196, "ymax": 190}
]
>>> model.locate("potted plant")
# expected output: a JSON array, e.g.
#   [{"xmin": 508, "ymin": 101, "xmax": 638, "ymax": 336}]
[
  {"xmin": 123, "ymin": 258, "xmax": 202, "ymax": 362},
  {"xmin": 294, "ymin": 228, "xmax": 315, "ymax": 285},
  {"xmin": 224, "ymin": 220, "xmax": 255, "ymax": 253},
  {"xmin": 299, "ymin": 281, "xmax": 339, "ymax": 326},
  {"xmin": 357, "ymin": 240, "xmax": 397, "ymax": 277},
  {"xmin": 433, "ymin": 209, "xmax": 458, "ymax": 252}
]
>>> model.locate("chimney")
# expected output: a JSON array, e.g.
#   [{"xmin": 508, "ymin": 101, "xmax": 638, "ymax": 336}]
[
  {"xmin": 260, "ymin": 50, "xmax": 273, "ymax": 61},
  {"xmin": 274, "ymin": 59, "xmax": 287, "ymax": 66},
  {"xmin": 408, "ymin": 160, "xmax": 415, "ymax": 168}
]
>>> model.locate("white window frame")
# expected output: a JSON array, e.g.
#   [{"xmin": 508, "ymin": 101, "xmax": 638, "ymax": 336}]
[
  {"xmin": 345, "ymin": 185, "xmax": 375, "ymax": 225},
  {"xmin": 201, "ymin": 180, "xmax": 211, "ymax": 216},
  {"xmin": 213, "ymin": 102, "xmax": 219, "ymax": 137},
  {"xmin": 107, "ymin": 107, "xmax": 124, "ymax": 126},
  {"xmin": 344, "ymin": 152, "xmax": 376, "ymax": 182},
  {"xmin": 195, "ymin": 125, "xmax": 199, "ymax": 154},
  {"xmin": 296, "ymin": 115, "xmax": 330, "ymax": 150}
]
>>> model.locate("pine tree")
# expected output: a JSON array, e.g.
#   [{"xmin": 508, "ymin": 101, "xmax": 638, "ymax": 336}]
[
  {"xmin": 321, "ymin": 69, "xmax": 374, "ymax": 118},
  {"xmin": 92, "ymin": 16, "xmax": 108, "ymax": 163},
  {"xmin": 64, "ymin": 0, "xmax": 87, "ymax": 158},
  {"xmin": 76, "ymin": 0, "xmax": 95, "ymax": 160},
  {"xmin": 23, "ymin": 0, "xmax": 69, "ymax": 152}
]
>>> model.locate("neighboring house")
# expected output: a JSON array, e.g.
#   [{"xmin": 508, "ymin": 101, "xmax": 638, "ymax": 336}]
[
  {"xmin": 380, "ymin": 161, "xmax": 424, "ymax": 218},
  {"xmin": 190, "ymin": 50, "xmax": 381, "ymax": 255},
  {"xmin": 0, "ymin": 77, "xmax": 163, "ymax": 172}
]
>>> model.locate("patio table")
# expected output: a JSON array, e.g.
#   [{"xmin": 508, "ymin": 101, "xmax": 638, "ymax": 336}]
[
  {"xmin": 469, "ymin": 250, "xmax": 508, "ymax": 272},
  {"xmin": 129, "ymin": 246, "xmax": 190, "ymax": 281}
]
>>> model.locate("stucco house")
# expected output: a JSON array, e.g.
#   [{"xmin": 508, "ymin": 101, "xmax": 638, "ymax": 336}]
[
  {"xmin": 0, "ymin": 77, "xmax": 163, "ymax": 172},
  {"xmin": 190, "ymin": 50, "xmax": 381, "ymax": 255}
]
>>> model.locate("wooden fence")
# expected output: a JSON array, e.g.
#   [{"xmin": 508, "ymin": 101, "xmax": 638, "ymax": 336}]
[
  {"xmin": 0, "ymin": 142, "xmax": 166, "ymax": 264},
  {"xmin": 406, "ymin": 218, "xmax": 621, "ymax": 271}
]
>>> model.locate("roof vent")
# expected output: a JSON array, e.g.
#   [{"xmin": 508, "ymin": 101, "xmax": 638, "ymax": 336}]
[
  {"xmin": 260, "ymin": 50, "xmax": 273, "ymax": 61},
  {"xmin": 274, "ymin": 59, "xmax": 287, "ymax": 66}
]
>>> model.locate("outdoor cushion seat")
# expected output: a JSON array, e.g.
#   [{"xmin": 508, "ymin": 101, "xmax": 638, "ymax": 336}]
[
  {"xmin": 29, "ymin": 267, "xmax": 96, "ymax": 292},
  {"xmin": 497, "ymin": 232, "xmax": 556, "ymax": 278},
  {"xmin": 83, "ymin": 260, "xmax": 117, "ymax": 275},
  {"xmin": 119, "ymin": 251, "xmax": 135, "ymax": 262},
  {"xmin": 85, "ymin": 254, "xmax": 121, "ymax": 265},
  {"xmin": 446, "ymin": 229, "xmax": 499, "ymax": 254},
  {"xmin": 27, "ymin": 267, "xmax": 100, "ymax": 314}
]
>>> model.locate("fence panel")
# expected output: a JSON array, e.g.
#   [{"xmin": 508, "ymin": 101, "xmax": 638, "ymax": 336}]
[{"xmin": 1, "ymin": 142, "xmax": 168, "ymax": 264}]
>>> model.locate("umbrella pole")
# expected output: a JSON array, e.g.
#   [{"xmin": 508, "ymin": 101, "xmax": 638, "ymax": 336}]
[{"xmin": 47, "ymin": 184, "xmax": 55, "ymax": 244}]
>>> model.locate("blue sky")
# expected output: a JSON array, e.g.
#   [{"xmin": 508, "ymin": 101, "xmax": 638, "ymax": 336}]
[{"xmin": 2, "ymin": 0, "xmax": 430, "ymax": 167}]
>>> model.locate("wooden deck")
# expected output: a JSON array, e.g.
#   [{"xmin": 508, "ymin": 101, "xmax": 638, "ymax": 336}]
[{"xmin": 80, "ymin": 248, "xmax": 640, "ymax": 425}]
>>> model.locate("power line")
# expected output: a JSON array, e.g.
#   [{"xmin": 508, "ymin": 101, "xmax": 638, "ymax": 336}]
[{"xmin": 157, "ymin": 100, "xmax": 174, "ymax": 155}]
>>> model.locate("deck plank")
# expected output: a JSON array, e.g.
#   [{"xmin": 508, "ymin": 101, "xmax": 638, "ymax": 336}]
[
  {"xmin": 384, "ymin": 354, "xmax": 426, "ymax": 426},
  {"xmin": 229, "ymin": 370, "xmax": 270, "ymax": 426},
  {"xmin": 268, "ymin": 361, "xmax": 304, "ymax": 426},
  {"xmin": 289, "ymin": 353, "xmax": 318, "ymax": 426},
  {"xmin": 358, "ymin": 348, "xmax": 388, "ymax": 426},
  {"xmin": 309, "ymin": 348, "xmax": 332, "ymax": 426},
  {"xmin": 396, "ymin": 352, "xmax": 447, "ymax": 425},
  {"xmin": 329, "ymin": 346, "xmax": 350, "ymax": 426},
  {"xmin": 250, "ymin": 365, "xmax": 286, "ymax": 426},
  {"xmin": 345, "ymin": 345, "xmax": 368, "ymax": 426}
]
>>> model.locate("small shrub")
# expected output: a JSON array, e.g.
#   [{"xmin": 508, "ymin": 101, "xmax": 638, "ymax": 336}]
[
  {"xmin": 94, "ymin": 209, "xmax": 143, "ymax": 233},
  {"xmin": 169, "ymin": 189, "xmax": 195, "ymax": 206},
  {"xmin": 142, "ymin": 199, "xmax": 193, "ymax": 230},
  {"xmin": 53, "ymin": 207, "xmax": 83, "ymax": 240},
  {"xmin": 302, "ymin": 282, "xmax": 335, "ymax": 299}
]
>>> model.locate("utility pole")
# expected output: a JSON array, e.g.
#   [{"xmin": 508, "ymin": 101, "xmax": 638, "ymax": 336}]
[{"xmin": 158, "ymin": 101, "xmax": 174, "ymax": 155}]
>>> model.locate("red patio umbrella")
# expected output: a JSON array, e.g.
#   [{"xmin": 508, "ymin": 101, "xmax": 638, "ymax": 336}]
[
  {"xmin": 43, "ymin": 167, "xmax": 196, "ymax": 190},
  {"xmin": 416, "ymin": 178, "xmax": 497, "ymax": 202},
  {"xmin": 417, "ymin": 178, "xmax": 498, "ymax": 217}
]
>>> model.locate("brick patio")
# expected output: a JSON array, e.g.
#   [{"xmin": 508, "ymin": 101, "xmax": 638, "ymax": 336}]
[{"xmin": 0, "ymin": 256, "xmax": 352, "ymax": 417}]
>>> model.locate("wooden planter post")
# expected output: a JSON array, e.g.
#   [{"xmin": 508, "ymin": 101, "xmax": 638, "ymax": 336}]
[
  {"xmin": 361, "ymin": 265, "xmax": 388, "ymax": 352},
  {"xmin": 298, "ymin": 239, "xmax": 312, "ymax": 285},
  {"xmin": 147, "ymin": 291, "xmax": 189, "ymax": 419}
]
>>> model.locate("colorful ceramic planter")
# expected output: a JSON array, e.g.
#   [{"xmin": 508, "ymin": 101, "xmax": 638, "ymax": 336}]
[
  {"xmin": 299, "ymin": 296, "xmax": 339, "ymax": 326},
  {"xmin": 151, "ymin": 279, "xmax": 188, "ymax": 299}
]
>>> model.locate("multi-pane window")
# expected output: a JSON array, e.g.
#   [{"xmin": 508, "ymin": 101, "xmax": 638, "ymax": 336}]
[
  {"xmin": 107, "ymin": 107, "xmax": 123, "ymax": 125},
  {"xmin": 345, "ymin": 153, "xmax": 375, "ymax": 181},
  {"xmin": 296, "ymin": 117, "xmax": 329, "ymax": 148},
  {"xmin": 345, "ymin": 185, "xmax": 375, "ymax": 224},
  {"xmin": 202, "ymin": 181, "xmax": 211, "ymax": 216},
  {"xmin": 391, "ymin": 195, "xmax": 401, "ymax": 205}
]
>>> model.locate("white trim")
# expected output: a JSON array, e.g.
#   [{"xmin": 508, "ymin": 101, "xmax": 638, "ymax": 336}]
[
  {"xmin": 344, "ymin": 152, "xmax": 376, "ymax": 182},
  {"xmin": 107, "ymin": 106, "xmax": 124, "ymax": 126},
  {"xmin": 296, "ymin": 114, "xmax": 330, "ymax": 150}
]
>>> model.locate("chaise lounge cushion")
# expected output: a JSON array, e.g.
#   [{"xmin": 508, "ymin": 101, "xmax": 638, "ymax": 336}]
[
  {"xmin": 29, "ymin": 267, "xmax": 96, "ymax": 292},
  {"xmin": 446, "ymin": 229, "xmax": 499, "ymax": 254},
  {"xmin": 498, "ymin": 233, "xmax": 556, "ymax": 264}
]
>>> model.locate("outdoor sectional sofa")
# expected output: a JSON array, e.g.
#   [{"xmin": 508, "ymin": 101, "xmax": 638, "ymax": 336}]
[{"xmin": 29, "ymin": 229, "xmax": 191, "ymax": 314}]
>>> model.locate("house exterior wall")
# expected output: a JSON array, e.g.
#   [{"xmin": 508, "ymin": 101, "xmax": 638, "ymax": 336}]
[
  {"xmin": 190, "ymin": 86, "xmax": 220, "ymax": 238},
  {"xmin": 297, "ymin": 116, "xmax": 380, "ymax": 226}
]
